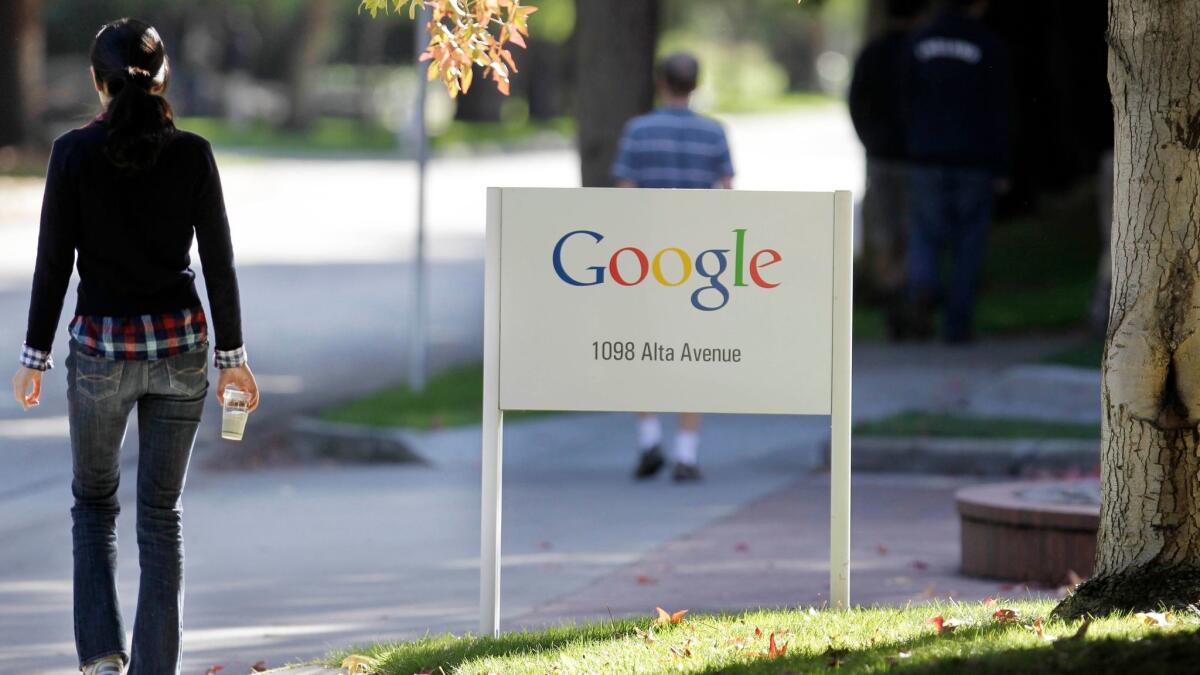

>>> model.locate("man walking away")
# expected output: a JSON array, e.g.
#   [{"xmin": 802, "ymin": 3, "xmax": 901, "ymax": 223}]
[
  {"xmin": 849, "ymin": 0, "xmax": 927, "ymax": 340},
  {"xmin": 903, "ymin": 0, "xmax": 1011, "ymax": 343},
  {"xmin": 611, "ymin": 52, "xmax": 734, "ymax": 482}
]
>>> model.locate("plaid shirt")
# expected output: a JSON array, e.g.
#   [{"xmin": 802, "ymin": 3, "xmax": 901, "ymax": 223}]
[{"xmin": 19, "ymin": 306, "xmax": 246, "ymax": 371}]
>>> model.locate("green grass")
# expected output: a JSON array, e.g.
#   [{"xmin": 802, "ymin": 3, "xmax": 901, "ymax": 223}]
[
  {"xmin": 324, "ymin": 600, "xmax": 1200, "ymax": 674},
  {"xmin": 176, "ymin": 115, "xmax": 576, "ymax": 156},
  {"xmin": 1043, "ymin": 336, "xmax": 1106, "ymax": 370},
  {"xmin": 320, "ymin": 363, "xmax": 551, "ymax": 430},
  {"xmin": 855, "ymin": 187, "xmax": 1104, "ymax": 341},
  {"xmin": 431, "ymin": 116, "xmax": 575, "ymax": 152},
  {"xmin": 178, "ymin": 116, "xmax": 398, "ymax": 155},
  {"xmin": 854, "ymin": 411, "xmax": 1099, "ymax": 440}
]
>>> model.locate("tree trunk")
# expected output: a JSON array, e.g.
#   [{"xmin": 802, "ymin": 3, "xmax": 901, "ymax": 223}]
[
  {"xmin": 0, "ymin": 0, "xmax": 44, "ymax": 148},
  {"xmin": 574, "ymin": 0, "xmax": 659, "ymax": 187},
  {"xmin": 284, "ymin": 0, "xmax": 337, "ymax": 131},
  {"xmin": 1055, "ymin": 0, "xmax": 1200, "ymax": 619}
]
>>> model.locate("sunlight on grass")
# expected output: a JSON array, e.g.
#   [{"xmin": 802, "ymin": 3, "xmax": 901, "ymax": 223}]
[{"xmin": 326, "ymin": 600, "xmax": 1200, "ymax": 674}]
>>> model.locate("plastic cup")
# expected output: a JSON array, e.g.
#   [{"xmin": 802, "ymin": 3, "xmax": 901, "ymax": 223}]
[{"xmin": 221, "ymin": 385, "xmax": 251, "ymax": 441}]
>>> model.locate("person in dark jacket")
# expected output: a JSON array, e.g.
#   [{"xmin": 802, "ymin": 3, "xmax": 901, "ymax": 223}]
[
  {"xmin": 10, "ymin": 18, "xmax": 259, "ymax": 675},
  {"xmin": 848, "ymin": 0, "xmax": 927, "ymax": 340},
  {"xmin": 902, "ymin": 0, "xmax": 1011, "ymax": 343}
]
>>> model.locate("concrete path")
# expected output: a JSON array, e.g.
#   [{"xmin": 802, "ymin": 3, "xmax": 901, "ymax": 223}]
[{"xmin": 514, "ymin": 473, "xmax": 1060, "ymax": 631}]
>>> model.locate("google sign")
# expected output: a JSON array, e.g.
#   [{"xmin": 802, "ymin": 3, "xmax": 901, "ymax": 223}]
[
  {"xmin": 551, "ymin": 228, "xmax": 782, "ymax": 311},
  {"xmin": 481, "ymin": 187, "xmax": 854, "ymax": 636}
]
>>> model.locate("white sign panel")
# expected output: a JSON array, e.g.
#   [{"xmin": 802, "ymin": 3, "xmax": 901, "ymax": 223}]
[
  {"xmin": 479, "ymin": 187, "xmax": 853, "ymax": 637},
  {"xmin": 496, "ymin": 188, "xmax": 835, "ymax": 415}
]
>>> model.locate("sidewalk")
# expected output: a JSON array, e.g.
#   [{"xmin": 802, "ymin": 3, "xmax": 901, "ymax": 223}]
[
  {"xmin": 514, "ymin": 473, "xmax": 1059, "ymax": 632},
  {"xmin": 0, "ymin": 336, "xmax": 1097, "ymax": 675}
]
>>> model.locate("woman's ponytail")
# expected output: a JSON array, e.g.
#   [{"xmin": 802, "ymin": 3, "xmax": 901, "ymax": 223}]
[{"xmin": 91, "ymin": 19, "xmax": 175, "ymax": 170}]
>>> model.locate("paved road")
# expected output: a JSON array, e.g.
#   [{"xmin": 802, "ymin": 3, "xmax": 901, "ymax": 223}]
[{"xmin": 0, "ymin": 106, "xmax": 879, "ymax": 673}]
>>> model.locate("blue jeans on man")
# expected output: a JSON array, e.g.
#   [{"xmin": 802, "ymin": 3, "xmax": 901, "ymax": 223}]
[
  {"xmin": 906, "ymin": 165, "xmax": 995, "ymax": 342},
  {"xmin": 69, "ymin": 341, "xmax": 208, "ymax": 674}
]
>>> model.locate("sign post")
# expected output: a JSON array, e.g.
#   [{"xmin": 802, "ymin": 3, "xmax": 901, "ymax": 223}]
[{"xmin": 480, "ymin": 188, "xmax": 853, "ymax": 637}]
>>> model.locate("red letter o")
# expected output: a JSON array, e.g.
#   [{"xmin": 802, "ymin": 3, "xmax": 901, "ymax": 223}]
[{"xmin": 609, "ymin": 247, "xmax": 649, "ymax": 286}]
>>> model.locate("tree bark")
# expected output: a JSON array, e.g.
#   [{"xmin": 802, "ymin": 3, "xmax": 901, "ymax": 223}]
[
  {"xmin": 1055, "ymin": 0, "xmax": 1200, "ymax": 619},
  {"xmin": 0, "ymin": 0, "xmax": 44, "ymax": 148},
  {"xmin": 574, "ymin": 0, "xmax": 659, "ymax": 187},
  {"xmin": 284, "ymin": 0, "xmax": 337, "ymax": 131}
]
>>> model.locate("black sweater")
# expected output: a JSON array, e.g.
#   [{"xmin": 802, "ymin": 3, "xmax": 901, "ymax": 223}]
[
  {"xmin": 24, "ymin": 120, "xmax": 243, "ymax": 352},
  {"xmin": 848, "ymin": 29, "xmax": 911, "ymax": 161},
  {"xmin": 902, "ymin": 11, "xmax": 1012, "ymax": 174}
]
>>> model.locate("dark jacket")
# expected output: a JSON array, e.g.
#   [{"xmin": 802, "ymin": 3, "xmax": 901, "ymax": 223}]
[
  {"xmin": 903, "ymin": 10, "xmax": 1012, "ymax": 174},
  {"xmin": 24, "ymin": 120, "xmax": 242, "ymax": 352},
  {"xmin": 849, "ymin": 29, "xmax": 911, "ymax": 161}
]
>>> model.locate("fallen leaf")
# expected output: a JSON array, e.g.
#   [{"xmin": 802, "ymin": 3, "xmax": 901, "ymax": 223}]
[
  {"xmin": 912, "ymin": 560, "xmax": 929, "ymax": 571},
  {"xmin": 1134, "ymin": 611, "xmax": 1170, "ymax": 627},
  {"xmin": 768, "ymin": 632, "xmax": 789, "ymax": 659},
  {"xmin": 655, "ymin": 607, "xmax": 689, "ymax": 625},
  {"xmin": 1055, "ymin": 618, "xmax": 1092, "ymax": 647},
  {"xmin": 636, "ymin": 575, "xmax": 657, "ymax": 586},
  {"xmin": 204, "ymin": 667, "xmax": 224, "ymax": 675},
  {"xmin": 251, "ymin": 661, "xmax": 268, "ymax": 672},
  {"xmin": 1029, "ymin": 616, "xmax": 1056, "ymax": 642},
  {"xmin": 876, "ymin": 544, "xmax": 889, "ymax": 556},
  {"xmin": 754, "ymin": 626, "xmax": 763, "ymax": 638},
  {"xmin": 992, "ymin": 608, "xmax": 1020, "ymax": 624},
  {"xmin": 341, "ymin": 654, "xmax": 379, "ymax": 674},
  {"xmin": 928, "ymin": 615, "xmax": 969, "ymax": 635},
  {"xmin": 634, "ymin": 627, "xmax": 657, "ymax": 644},
  {"xmin": 734, "ymin": 542, "xmax": 750, "ymax": 553}
]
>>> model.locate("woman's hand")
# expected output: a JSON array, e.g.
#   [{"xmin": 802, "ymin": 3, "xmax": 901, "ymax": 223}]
[
  {"xmin": 12, "ymin": 367, "xmax": 43, "ymax": 411},
  {"xmin": 216, "ymin": 364, "xmax": 260, "ymax": 412}
]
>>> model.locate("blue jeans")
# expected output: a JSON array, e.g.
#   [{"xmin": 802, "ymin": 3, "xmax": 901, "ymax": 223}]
[
  {"xmin": 906, "ymin": 165, "xmax": 995, "ymax": 341},
  {"xmin": 68, "ymin": 341, "xmax": 208, "ymax": 674}
]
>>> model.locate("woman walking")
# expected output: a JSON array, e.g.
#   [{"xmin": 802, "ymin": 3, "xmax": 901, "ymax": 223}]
[{"xmin": 10, "ymin": 19, "xmax": 259, "ymax": 675}]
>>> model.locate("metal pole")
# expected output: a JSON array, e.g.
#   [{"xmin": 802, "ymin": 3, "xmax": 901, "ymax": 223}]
[
  {"xmin": 408, "ymin": 4, "xmax": 431, "ymax": 392},
  {"xmin": 829, "ymin": 189, "xmax": 854, "ymax": 609},
  {"xmin": 480, "ymin": 188, "xmax": 504, "ymax": 637}
]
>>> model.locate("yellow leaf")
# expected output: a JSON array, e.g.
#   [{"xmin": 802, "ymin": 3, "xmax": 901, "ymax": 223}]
[
  {"xmin": 461, "ymin": 66, "xmax": 474, "ymax": 94},
  {"xmin": 1134, "ymin": 611, "xmax": 1170, "ymax": 627},
  {"xmin": 340, "ymin": 654, "xmax": 379, "ymax": 674}
]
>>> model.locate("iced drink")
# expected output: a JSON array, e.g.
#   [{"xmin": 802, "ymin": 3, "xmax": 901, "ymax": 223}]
[{"xmin": 222, "ymin": 386, "xmax": 251, "ymax": 441}]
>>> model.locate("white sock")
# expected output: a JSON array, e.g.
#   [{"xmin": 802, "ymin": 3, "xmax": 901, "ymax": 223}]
[
  {"xmin": 638, "ymin": 416, "xmax": 662, "ymax": 451},
  {"xmin": 673, "ymin": 430, "xmax": 699, "ymax": 466}
]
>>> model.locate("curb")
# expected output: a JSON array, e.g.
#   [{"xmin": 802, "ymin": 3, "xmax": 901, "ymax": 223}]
[
  {"xmin": 288, "ymin": 417, "xmax": 429, "ymax": 465},
  {"xmin": 850, "ymin": 436, "xmax": 1098, "ymax": 475}
]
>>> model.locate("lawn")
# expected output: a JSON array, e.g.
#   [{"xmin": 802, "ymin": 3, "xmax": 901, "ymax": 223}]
[
  {"xmin": 178, "ymin": 116, "xmax": 398, "ymax": 155},
  {"xmin": 325, "ymin": 600, "xmax": 1200, "ymax": 674},
  {"xmin": 855, "ymin": 186, "xmax": 1104, "ymax": 341},
  {"xmin": 1042, "ymin": 336, "xmax": 1106, "ymax": 370},
  {"xmin": 320, "ymin": 363, "xmax": 551, "ymax": 430},
  {"xmin": 854, "ymin": 411, "xmax": 1099, "ymax": 441}
]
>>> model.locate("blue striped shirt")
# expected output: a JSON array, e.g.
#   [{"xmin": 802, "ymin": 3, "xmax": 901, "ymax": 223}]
[{"xmin": 611, "ymin": 106, "xmax": 734, "ymax": 189}]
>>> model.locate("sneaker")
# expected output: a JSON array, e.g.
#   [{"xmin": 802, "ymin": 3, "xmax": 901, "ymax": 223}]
[
  {"xmin": 83, "ymin": 655, "xmax": 125, "ymax": 675},
  {"xmin": 672, "ymin": 463, "xmax": 703, "ymax": 483},
  {"xmin": 633, "ymin": 445, "xmax": 665, "ymax": 479}
]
